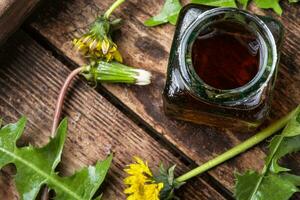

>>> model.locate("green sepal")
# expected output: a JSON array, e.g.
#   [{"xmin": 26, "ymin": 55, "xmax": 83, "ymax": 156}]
[
  {"xmin": 89, "ymin": 16, "xmax": 122, "ymax": 40},
  {"xmin": 154, "ymin": 164, "xmax": 185, "ymax": 200},
  {"xmin": 89, "ymin": 16, "xmax": 111, "ymax": 40},
  {"xmin": 81, "ymin": 61, "xmax": 151, "ymax": 85},
  {"xmin": 82, "ymin": 61, "xmax": 137, "ymax": 84},
  {"xmin": 0, "ymin": 117, "xmax": 112, "ymax": 200}
]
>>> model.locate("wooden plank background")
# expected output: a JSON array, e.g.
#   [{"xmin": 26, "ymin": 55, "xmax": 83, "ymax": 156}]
[
  {"xmin": 0, "ymin": 0, "xmax": 299, "ymax": 199},
  {"xmin": 27, "ymin": 0, "xmax": 300, "ymax": 193},
  {"xmin": 0, "ymin": 0, "xmax": 40, "ymax": 44},
  {"xmin": 0, "ymin": 31, "xmax": 226, "ymax": 199}
]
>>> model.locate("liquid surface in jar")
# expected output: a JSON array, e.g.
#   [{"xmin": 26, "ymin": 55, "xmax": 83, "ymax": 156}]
[{"xmin": 192, "ymin": 21, "xmax": 260, "ymax": 90}]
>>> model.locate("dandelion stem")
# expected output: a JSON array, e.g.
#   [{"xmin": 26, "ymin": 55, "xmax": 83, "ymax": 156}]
[
  {"xmin": 175, "ymin": 107, "xmax": 299, "ymax": 183},
  {"xmin": 104, "ymin": 0, "xmax": 125, "ymax": 19},
  {"xmin": 44, "ymin": 67, "xmax": 83, "ymax": 200},
  {"xmin": 51, "ymin": 67, "xmax": 84, "ymax": 136}
]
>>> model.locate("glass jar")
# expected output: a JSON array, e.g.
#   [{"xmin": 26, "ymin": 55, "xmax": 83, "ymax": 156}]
[{"xmin": 163, "ymin": 5, "xmax": 284, "ymax": 131}]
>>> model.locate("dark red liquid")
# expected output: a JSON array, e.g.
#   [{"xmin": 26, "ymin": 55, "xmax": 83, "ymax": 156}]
[{"xmin": 192, "ymin": 21, "xmax": 260, "ymax": 90}]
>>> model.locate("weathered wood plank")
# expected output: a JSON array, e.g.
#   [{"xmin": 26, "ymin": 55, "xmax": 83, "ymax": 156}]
[
  {"xmin": 27, "ymin": 0, "xmax": 300, "ymax": 193},
  {"xmin": 0, "ymin": 0, "xmax": 40, "ymax": 45},
  {"xmin": 0, "ymin": 31, "xmax": 226, "ymax": 200},
  {"xmin": 0, "ymin": 169, "xmax": 18, "ymax": 199}
]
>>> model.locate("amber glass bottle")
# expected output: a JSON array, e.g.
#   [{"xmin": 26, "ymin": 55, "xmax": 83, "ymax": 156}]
[{"xmin": 163, "ymin": 5, "xmax": 284, "ymax": 131}]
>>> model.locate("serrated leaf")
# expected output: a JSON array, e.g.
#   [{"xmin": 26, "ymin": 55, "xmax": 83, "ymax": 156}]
[
  {"xmin": 51, "ymin": 157, "xmax": 112, "ymax": 200},
  {"xmin": 144, "ymin": 0, "xmax": 182, "ymax": 26},
  {"xmin": 235, "ymin": 107, "xmax": 300, "ymax": 200},
  {"xmin": 235, "ymin": 172, "xmax": 299, "ymax": 200},
  {"xmin": 235, "ymin": 171, "xmax": 263, "ymax": 200},
  {"xmin": 258, "ymin": 174, "xmax": 298, "ymax": 200},
  {"xmin": 191, "ymin": 0, "xmax": 237, "ymax": 7},
  {"xmin": 281, "ymin": 109, "xmax": 300, "ymax": 137},
  {"xmin": 268, "ymin": 135, "xmax": 300, "ymax": 173},
  {"xmin": 281, "ymin": 174, "xmax": 300, "ymax": 187},
  {"xmin": 266, "ymin": 109, "xmax": 300, "ymax": 173},
  {"xmin": 254, "ymin": 0, "xmax": 283, "ymax": 15},
  {"xmin": 0, "ymin": 117, "xmax": 112, "ymax": 200}
]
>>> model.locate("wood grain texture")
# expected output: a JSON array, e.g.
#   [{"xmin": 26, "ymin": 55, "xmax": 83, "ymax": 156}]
[
  {"xmin": 0, "ymin": 31, "xmax": 226, "ymax": 200},
  {"xmin": 0, "ymin": 0, "xmax": 40, "ymax": 45},
  {"xmin": 27, "ymin": 0, "xmax": 300, "ymax": 193}
]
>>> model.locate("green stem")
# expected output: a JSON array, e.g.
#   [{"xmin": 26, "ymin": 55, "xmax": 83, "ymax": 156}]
[
  {"xmin": 175, "ymin": 107, "xmax": 299, "ymax": 183},
  {"xmin": 104, "ymin": 0, "xmax": 125, "ymax": 19}
]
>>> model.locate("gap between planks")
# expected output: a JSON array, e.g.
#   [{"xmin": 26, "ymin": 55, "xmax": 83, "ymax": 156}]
[
  {"xmin": 22, "ymin": 0, "xmax": 300, "ymax": 199},
  {"xmin": 0, "ymin": 30, "xmax": 230, "ymax": 200},
  {"xmin": 23, "ymin": 0, "xmax": 273, "ymax": 194},
  {"xmin": 21, "ymin": 23, "xmax": 235, "ymax": 200}
]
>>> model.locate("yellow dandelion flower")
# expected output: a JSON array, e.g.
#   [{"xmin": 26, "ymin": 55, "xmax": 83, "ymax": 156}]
[
  {"xmin": 124, "ymin": 157, "xmax": 164, "ymax": 200},
  {"xmin": 73, "ymin": 29, "xmax": 123, "ymax": 63},
  {"xmin": 72, "ymin": 0, "xmax": 124, "ymax": 63}
]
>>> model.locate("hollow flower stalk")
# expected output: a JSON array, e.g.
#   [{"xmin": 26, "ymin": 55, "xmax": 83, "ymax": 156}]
[
  {"xmin": 51, "ymin": 62, "xmax": 151, "ymax": 134},
  {"xmin": 124, "ymin": 107, "xmax": 299, "ymax": 200}
]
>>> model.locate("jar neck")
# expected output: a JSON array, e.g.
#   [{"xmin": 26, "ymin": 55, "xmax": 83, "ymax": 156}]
[{"xmin": 178, "ymin": 7, "xmax": 277, "ymax": 105}]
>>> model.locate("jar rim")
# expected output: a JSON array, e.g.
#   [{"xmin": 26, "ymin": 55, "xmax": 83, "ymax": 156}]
[{"xmin": 178, "ymin": 7, "xmax": 278, "ymax": 104}]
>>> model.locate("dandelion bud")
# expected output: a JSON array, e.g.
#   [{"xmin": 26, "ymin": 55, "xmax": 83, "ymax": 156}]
[{"xmin": 81, "ymin": 61, "xmax": 152, "ymax": 85}]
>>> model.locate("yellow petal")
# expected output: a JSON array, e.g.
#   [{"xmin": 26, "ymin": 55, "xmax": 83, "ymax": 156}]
[
  {"xmin": 102, "ymin": 39, "xmax": 110, "ymax": 54},
  {"xmin": 124, "ymin": 157, "xmax": 163, "ymax": 200},
  {"xmin": 114, "ymin": 50, "xmax": 123, "ymax": 63}
]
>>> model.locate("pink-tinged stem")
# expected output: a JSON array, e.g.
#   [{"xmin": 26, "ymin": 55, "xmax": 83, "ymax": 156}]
[
  {"xmin": 41, "ymin": 67, "xmax": 83, "ymax": 200},
  {"xmin": 51, "ymin": 67, "xmax": 83, "ymax": 136},
  {"xmin": 41, "ymin": 187, "xmax": 49, "ymax": 200}
]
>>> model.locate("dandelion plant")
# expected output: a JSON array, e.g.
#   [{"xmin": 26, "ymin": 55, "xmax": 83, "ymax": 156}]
[
  {"xmin": 124, "ymin": 106, "xmax": 300, "ymax": 200},
  {"xmin": 53, "ymin": 0, "xmax": 152, "ymax": 135}
]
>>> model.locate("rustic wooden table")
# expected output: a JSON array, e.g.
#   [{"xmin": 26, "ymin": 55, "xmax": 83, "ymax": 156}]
[{"xmin": 0, "ymin": 0, "xmax": 299, "ymax": 199}]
